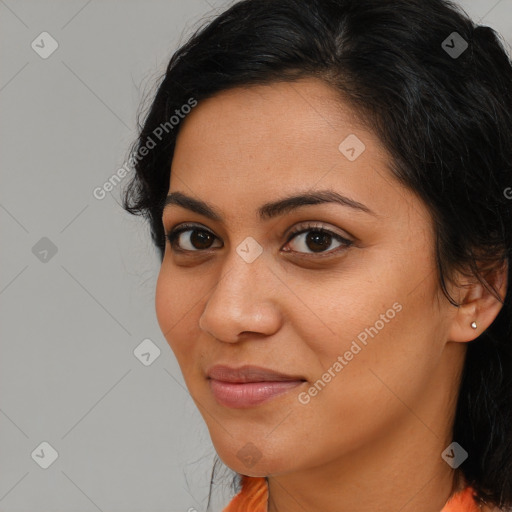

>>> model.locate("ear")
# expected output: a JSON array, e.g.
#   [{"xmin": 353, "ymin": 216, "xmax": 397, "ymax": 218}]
[{"xmin": 447, "ymin": 258, "xmax": 508, "ymax": 343}]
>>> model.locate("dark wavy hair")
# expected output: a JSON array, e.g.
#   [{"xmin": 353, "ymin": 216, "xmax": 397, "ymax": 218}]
[{"xmin": 122, "ymin": 0, "xmax": 512, "ymax": 509}]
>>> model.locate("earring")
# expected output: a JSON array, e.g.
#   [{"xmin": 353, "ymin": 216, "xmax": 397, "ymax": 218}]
[{"xmin": 470, "ymin": 321, "xmax": 477, "ymax": 329}]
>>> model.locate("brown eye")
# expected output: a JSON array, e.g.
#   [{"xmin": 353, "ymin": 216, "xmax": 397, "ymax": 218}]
[
  {"xmin": 284, "ymin": 224, "xmax": 353, "ymax": 256},
  {"xmin": 165, "ymin": 222, "xmax": 353, "ymax": 257},
  {"xmin": 166, "ymin": 224, "xmax": 221, "ymax": 252}
]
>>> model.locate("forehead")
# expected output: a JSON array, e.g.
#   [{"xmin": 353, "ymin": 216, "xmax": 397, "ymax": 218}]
[
  {"xmin": 168, "ymin": 78, "xmax": 422, "ymax": 226},
  {"xmin": 175, "ymin": 78, "xmax": 370, "ymax": 154}
]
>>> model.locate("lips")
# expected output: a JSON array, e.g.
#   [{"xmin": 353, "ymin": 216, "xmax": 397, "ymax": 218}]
[
  {"xmin": 206, "ymin": 364, "xmax": 306, "ymax": 383},
  {"xmin": 206, "ymin": 365, "xmax": 307, "ymax": 408}
]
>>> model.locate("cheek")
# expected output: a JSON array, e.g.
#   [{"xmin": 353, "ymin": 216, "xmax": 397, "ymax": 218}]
[
  {"xmin": 312, "ymin": 286, "xmax": 437, "ymax": 421},
  {"xmin": 290, "ymin": 266, "xmax": 403, "ymax": 365},
  {"xmin": 155, "ymin": 265, "xmax": 194, "ymax": 352},
  {"xmin": 155, "ymin": 269, "xmax": 208, "ymax": 393},
  {"xmin": 294, "ymin": 257, "xmax": 439, "ymax": 404}
]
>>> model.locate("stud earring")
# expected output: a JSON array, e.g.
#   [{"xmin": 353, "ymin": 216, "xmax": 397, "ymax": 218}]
[{"xmin": 471, "ymin": 321, "xmax": 477, "ymax": 329}]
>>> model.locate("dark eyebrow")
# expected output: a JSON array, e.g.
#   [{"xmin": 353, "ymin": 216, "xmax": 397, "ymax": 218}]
[{"xmin": 163, "ymin": 189, "xmax": 376, "ymax": 221}]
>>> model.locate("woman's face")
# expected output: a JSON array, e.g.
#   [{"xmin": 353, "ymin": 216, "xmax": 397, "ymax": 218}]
[{"xmin": 155, "ymin": 78, "xmax": 464, "ymax": 477}]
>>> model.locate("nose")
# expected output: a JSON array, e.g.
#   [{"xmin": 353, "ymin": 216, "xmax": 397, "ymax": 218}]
[{"xmin": 198, "ymin": 249, "xmax": 282, "ymax": 343}]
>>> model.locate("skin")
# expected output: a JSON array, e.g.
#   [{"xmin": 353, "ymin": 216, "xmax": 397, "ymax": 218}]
[{"xmin": 155, "ymin": 78, "xmax": 507, "ymax": 512}]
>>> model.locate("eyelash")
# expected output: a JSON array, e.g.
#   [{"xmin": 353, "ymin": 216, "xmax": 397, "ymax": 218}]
[{"xmin": 165, "ymin": 222, "xmax": 353, "ymax": 258}]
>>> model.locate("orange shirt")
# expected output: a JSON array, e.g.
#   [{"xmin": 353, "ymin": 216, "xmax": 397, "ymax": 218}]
[{"xmin": 222, "ymin": 475, "xmax": 482, "ymax": 512}]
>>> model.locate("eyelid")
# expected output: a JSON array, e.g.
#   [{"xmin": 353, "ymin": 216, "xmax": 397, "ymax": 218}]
[
  {"xmin": 284, "ymin": 221, "xmax": 353, "ymax": 243},
  {"xmin": 165, "ymin": 221, "xmax": 354, "ymax": 255},
  {"xmin": 165, "ymin": 222, "xmax": 218, "ymax": 252}
]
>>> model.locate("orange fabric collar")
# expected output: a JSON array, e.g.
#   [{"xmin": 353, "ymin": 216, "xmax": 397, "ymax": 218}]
[{"xmin": 222, "ymin": 475, "xmax": 482, "ymax": 512}]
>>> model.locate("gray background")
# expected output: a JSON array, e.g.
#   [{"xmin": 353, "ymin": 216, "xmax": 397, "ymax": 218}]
[{"xmin": 1, "ymin": 1, "xmax": 511, "ymax": 511}]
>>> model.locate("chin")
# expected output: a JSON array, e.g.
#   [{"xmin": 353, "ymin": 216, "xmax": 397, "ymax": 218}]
[{"xmin": 213, "ymin": 441, "xmax": 293, "ymax": 477}]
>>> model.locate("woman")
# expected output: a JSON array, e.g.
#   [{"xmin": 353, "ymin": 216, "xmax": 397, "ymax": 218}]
[{"xmin": 122, "ymin": 0, "xmax": 512, "ymax": 510}]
